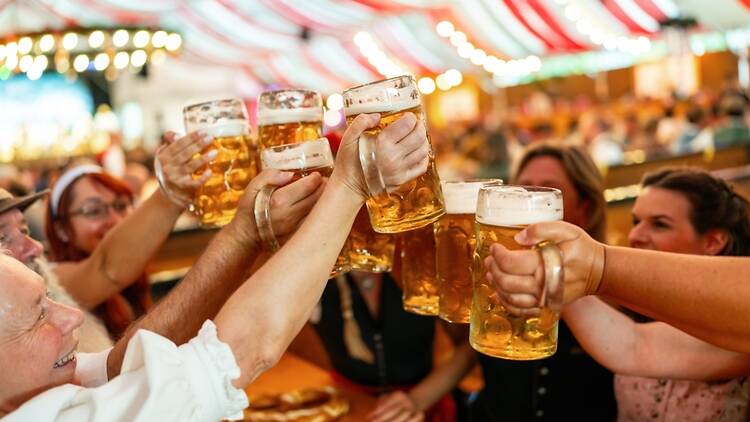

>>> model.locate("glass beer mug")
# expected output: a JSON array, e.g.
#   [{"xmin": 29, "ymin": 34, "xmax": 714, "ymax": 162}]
[
  {"xmin": 342, "ymin": 75, "xmax": 445, "ymax": 234},
  {"xmin": 470, "ymin": 184, "xmax": 564, "ymax": 360},
  {"xmin": 182, "ymin": 98, "xmax": 259, "ymax": 227},
  {"xmin": 435, "ymin": 179, "xmax": 500, "ymax": 323},
  {"xmin": 255, "ymin": 138, "xmax": 350, "ymax": 277},
  {"xmin": 257, "ymin": 89, "xmax": 323, "ymax": 149},
  {"xmin": 348, "ymin": 207, "xmax": 395, "ymax": 273},
  {"xmin": 400, "ymin": 224, "xmax": 439, "ymax": 315}
]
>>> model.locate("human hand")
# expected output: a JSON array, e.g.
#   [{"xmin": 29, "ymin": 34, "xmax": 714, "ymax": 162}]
[
  {"xmin": 155, "ymin": 131, "xmax": 216, "ymax": 207},
  {"xmin": 486, "ymin": 221, "xmax": 605, "ymax": 316},
  {"xmin": 332, "ymin": 112, "xmax": 430, "ymax": 201},
  {"xmin": 368, "ymin": 391, "xmax": 424, "ymax": 422}
]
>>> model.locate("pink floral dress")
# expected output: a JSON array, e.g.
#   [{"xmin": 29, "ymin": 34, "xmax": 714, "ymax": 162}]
[{"xmin": 615, "ymin": 374, "xmax": 749, "ymax": 421}]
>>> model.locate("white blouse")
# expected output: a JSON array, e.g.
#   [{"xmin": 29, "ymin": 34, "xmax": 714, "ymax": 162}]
[{"xmin": 4, "ymin": 321, "xmax": 249, "ymax": 421}]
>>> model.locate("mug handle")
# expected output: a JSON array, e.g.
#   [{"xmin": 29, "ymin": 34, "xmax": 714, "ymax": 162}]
[
  {"xmin": 358, "ymin": 132, "xmax": 387, "ymax": 197},
  {"xmin": 535, "ymin": 241, "xmax": 564, "ymax": 312},
  {"xmin": 253, "ymin": 184, "xmax": 281, "ymax": 252},
  {"xmin": 153, "ymin": 149, "xmax": 192, "ymax": 209}
]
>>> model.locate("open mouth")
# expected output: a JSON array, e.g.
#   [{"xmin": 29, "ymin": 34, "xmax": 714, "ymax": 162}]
[{"xmin": 53, "ymin": 348, "xmax": 77, "ymax": 369}]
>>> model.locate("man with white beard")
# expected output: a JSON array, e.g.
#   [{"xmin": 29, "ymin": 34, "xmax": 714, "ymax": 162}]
[{"xmin": 0, "ymin": 189, "xmax": 112, "ymax": 352}]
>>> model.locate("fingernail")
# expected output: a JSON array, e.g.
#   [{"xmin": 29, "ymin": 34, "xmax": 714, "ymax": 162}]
[
  {"xmin": 203, "ymin": 170, "xmax": 212, "ymax": 178},
  {"xmin": 514, "ymin": 230, "xmax": 527, "ymax": 244},
  {"xmin": 202, "ymin": 135, "xmax": 214, "ymax": 145},
  {"xmin": 206, "ymin": 150, "xmax": 219, "ymax": 160}
]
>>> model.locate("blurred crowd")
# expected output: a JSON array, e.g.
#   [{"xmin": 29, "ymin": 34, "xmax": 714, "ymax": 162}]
[{"xmin": 433, "ymin": 84, "xmax": 750, "ymax": 182}]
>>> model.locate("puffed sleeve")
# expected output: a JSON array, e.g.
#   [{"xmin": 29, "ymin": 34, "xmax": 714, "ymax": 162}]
[
  {"xmin": 75, "ymin": 348, "xmax": 112, "ymax": 388},
  {"xmin": 4, "ymin": 320, "xmax": 249, "ymax": 422}
]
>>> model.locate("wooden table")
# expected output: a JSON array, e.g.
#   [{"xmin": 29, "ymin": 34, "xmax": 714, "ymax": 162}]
[{"xmin": 245, "ymin": 353, "xmax": 376, "ymax": 421}]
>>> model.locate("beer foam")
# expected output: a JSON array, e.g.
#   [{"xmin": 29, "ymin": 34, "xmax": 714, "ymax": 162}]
[
  {"xmin": 261, "ymin": 140, "xmax": 333, "ymax": 171},
  {"xmin": 442, "ymin": 181, "xmax": 487, "ymax": 214},
  {"xmin": 476, "ymin": 186, "xmax": 562, "ymax": 227},
  {"xmin": 343, "ymin": 97, "xmax": 421, "ymax": 116},
  {"xmin": 257, "ymin": 108, "xmax": 323, "ymax": 126},
  {"xmin": 198, "ymin": 121, "xmax": 248, "ymax": 138}
]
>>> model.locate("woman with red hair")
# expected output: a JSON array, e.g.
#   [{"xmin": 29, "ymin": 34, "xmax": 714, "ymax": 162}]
[{"xmin": 45, "ymin": 131, "xmax": 214, "ymax": 339}]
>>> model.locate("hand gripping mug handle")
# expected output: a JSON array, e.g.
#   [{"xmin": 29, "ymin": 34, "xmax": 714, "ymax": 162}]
[
  {"xmin": 358, "ymin": 132, "xmax": 387, "ymax": 197},
  {"xmin": 534, "ymin": 241, "xmax": 564, "ymax": 312},
  {"xmin": 153, "ymin": 149, "xmax": 192, "ymax": 209},
  {"xmin": 253, "ymin": 184, "xmax": 281, "ymax": 252}
]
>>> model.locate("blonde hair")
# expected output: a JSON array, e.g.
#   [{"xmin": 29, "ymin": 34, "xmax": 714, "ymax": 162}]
[{"xmin": 512, "ymin": 143, "xmax": 607, "ymax": 242}]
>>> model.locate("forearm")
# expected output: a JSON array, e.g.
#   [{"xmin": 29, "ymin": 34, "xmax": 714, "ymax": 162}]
[
  {"xmin": 216, "ymin": 183, "xmax": 362, "ymax": 387},
  {"xmin": 562, "ymin": 296, "xmax": 638, "ymax": 374},
  {"xmin": 600, "ymin": 246, "xmax": 750, "ymax": 353},
  {"xmin": 59, "ymin": 189, "xmax": 183, "ymax": 308},
  {"xmin": 409, "ymin": 344, "xmax": 476, "ymax": 412},
  {"xmin": 624, "ymin": 322, "xmax": 750, "ymax": 381},
  {"xmin": 106, "ymin": 212, "xmax": 261, "ymax": 378},
  {"xmin": 96, "ymin": 190, "xmax": 183, "ymax": 284}
]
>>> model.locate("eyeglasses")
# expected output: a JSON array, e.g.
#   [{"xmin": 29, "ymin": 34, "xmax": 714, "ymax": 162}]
[{"xmin": 69, "ymin": 198, "xmax": 132, "ymax": 220}]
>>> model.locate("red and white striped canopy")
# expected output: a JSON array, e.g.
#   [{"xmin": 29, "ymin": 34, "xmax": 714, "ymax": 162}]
[{"xmin": 1, "ymin": 0, "xmax": 749, "ymax": 92}]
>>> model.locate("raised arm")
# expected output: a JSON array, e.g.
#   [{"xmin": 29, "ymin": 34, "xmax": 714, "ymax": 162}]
[
  {"xmin": 106, "ymin": 169, "xmax": 324, "ymax": 378},
  {"xmin": 486, "ymin": 221, "xmax": 750, "ymax": 354},
  {"xmin": 213, "ymin": 112, "xmax": 432, "ymax": 387},
  {"xmin": 564, "ymin": 296, "xmax": 750, "ymax": 380},
  {"xmin": 55, "ymin": 132, "xmax": 212, "ymax": 309}
]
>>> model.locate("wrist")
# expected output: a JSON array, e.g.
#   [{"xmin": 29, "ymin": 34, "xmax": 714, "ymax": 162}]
[
  {"xmin": 152, "ymin": 186, "xmax": 186, "ymax": 214},
  {"xmin": 587, "ymin": 244, "xmax": 608, "ymax": 296},
  {"xmin": 329, "ymin": 167, "xmax": 369, "ymax": 204},
  {"xmin": 225, "ymin": 209, "xmax": 261, "ymax": 251},
  {"xmin": 328, "ymin": 172, "xmax": 367, "ymax": 209},
  {"xmin": 408, "ymin": 390, "xmax": 428, "ymax": 412}
]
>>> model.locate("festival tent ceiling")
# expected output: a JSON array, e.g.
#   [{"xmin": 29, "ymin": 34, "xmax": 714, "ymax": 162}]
[{"xmin": 1, "ymin": 0, "xmax": 750, "ymax": 93}]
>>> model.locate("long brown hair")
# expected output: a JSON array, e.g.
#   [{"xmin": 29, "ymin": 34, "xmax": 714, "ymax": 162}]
[
  {"xmin": 45, "ymin": 171, "xmax": 151, "ymax": 338},
  {"xmin": 513, "ymin": 143, "xmax": 607, "ymax": 242}
]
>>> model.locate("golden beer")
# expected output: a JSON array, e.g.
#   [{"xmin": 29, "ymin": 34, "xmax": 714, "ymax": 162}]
[
  {"xmin": 261, "ymin": 139, "xmax": 350, "ymax": 276},
  {"xmin": 470, "ymin": 185, "xmax": 563, "ymax": 360},
  {"xmin": 401, "ymin": 224, "xmax": 439, "ymax": 315},
  {"xmin": 258, "ymin": 120, "xmax": 322, "ymax": 149},
  {"xmin": 436, "ymin": 180, "xmax": 499, "ymax": 323},
  {"xmin": 348, "ymin": 207, "xmax": 395, "ymax": 273},
  {"xmin": 436, "ymin": 214, "xmax": 475, "ymax": 323},
  {"xmin": 343, "ymin": 76, "xmax": 445, "ymax": 234},
  {"xmin": 257, "ymin": 90, "xmax": 323, "ymax": 149},
  {"xmin": 185, "ymin": 99, "xmax": 258, "ymax": 227}
]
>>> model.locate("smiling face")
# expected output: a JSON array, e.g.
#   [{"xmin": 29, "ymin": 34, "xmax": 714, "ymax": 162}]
[
  {"xmin": 0, "ymin": 255, "xmax": 83, "ymax": 413},
  {"xmin": 65, "ymin": 176, "xmax": 133, "ymax": 255},
  {"xmin": 629, "ymin": 187, "xmax": 727, "ymax": 255}
]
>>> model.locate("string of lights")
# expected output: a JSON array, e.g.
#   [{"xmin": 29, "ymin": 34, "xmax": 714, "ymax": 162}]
[
  {"xmin": 435, "ymin": 20, "xmax": 542, "ymax": 87},
  {"xmin": 0, "ymin": 27, "xmax": 182, "ymax": 81},
  {"xmin": 554, "ymin": 0, "xmax": 652, "ymax": 56}
]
